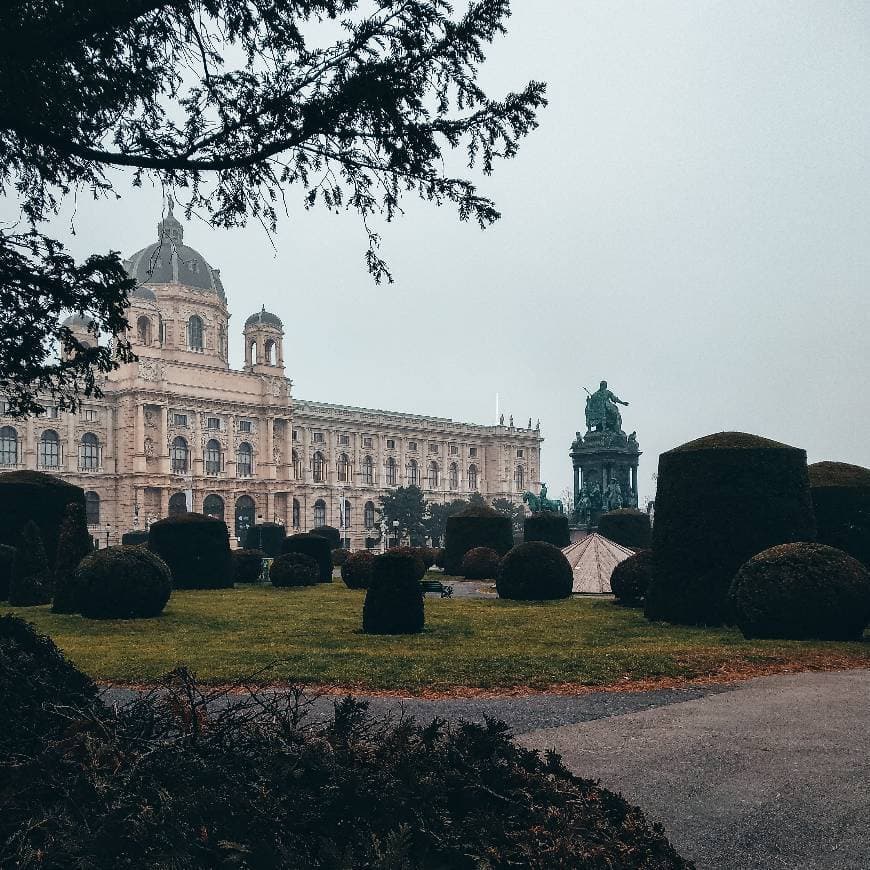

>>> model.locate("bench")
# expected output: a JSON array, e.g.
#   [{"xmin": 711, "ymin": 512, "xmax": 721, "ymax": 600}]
[{"xmin": 421, "ymin": 579, "xmax": 453, "ymax": 598}]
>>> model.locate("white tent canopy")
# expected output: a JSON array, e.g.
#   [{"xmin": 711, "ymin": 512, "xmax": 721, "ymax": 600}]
[{"xmin": 562, "ymin": 533, "xmax": 635, "ymax": 594}]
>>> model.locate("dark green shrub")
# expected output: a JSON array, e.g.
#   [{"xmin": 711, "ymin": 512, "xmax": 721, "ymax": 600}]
[
  {"xmin": 809, "ymin": 461, "xmax": 870, "ymax": 566},
  {"xmin": 523, "ymin": 511, "xmax": 570, "ymax": 547},
  {"xmin": 597, "ymin": 508, "xmax": 651, "ymax": 550},
  {"xmin": 282, "ymin": 533, "xmax": 332, "ymax": 582},
  {"xmin": 52, "ymin": 503, "xmax": 95, "ymax": 613},
  {"xmin": 386, "ymin": 546, "xmax": 426, "ymax": 580},
  {"xmin": 0, "ymin": 543, "xmax": 15, "ymax": 600},
  {"xmin": 148, "ymin": 513, "xmax": 233, "ymax": 589},
  {"xmin": 232, "ymin": 548, "xmax": 266, "ymax": 583},
  {"xmin": 310, "ymin": 524, "xmax": 341, "ymax": 549},
  {"xmin": 461, "ymin": 546, "xmax": 501, "ymax": 580},
  {"xmin": 8, "ymin": 520, "xmax": 52, "ymax": 606},
  {"xmin": 341, "ymin": 550, "xmax": 375, "ymax": 589},
  {"xmin": 243, "ymin": 522, "xmax": 285, "ymax": 557},
  {"xmin": 646, "ymin": 432, "xmax": 817, "ymax": 626},
  {"xmin": 443, "ymin": 505, "xmax": 513, "ymax": 575},
  {"xmin": 76, "ymin": 546, "xmax": 172, "ymax": 619},
  {"xmin": 121, "ymin": 530, "xmax": 149, "ymax": 546},
  {"xmin": 331, "ymin": 548, "xmax": 350, "ymax": 567},
  {"xmin": 270, "ymin": 552, "xmax": 319, "ymax": 587},
  {"xmin": 362, "ymin": 551, "xmax": 425, "ymax": 634},
  {"xmin": 409, "ymin": 546, "xmax": 436, "ymax": 569},
  {"xmin": 496, "ymin": 541, "xmax": 573, "ymax": 600},
  {"xmin": 0, "ymin": 470, "xmax": 85, "ymax": 568},
  {"xmin": 610, "ymin": 550, "xmax": 655, "ymax": 606},
  {"xmin": 729, "ymin": 542, "xmax": 870, "ymax": 640}
]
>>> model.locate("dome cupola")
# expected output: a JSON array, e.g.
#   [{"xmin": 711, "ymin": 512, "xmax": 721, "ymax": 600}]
[{"xmin": 243, "ymin": 305, "xmax": 284, "ymax": 374}]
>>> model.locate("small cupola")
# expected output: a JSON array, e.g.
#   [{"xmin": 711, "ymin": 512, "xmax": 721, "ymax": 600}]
[{"xmin": 243, "ymin": 305, "xmax": 284, "ymax": 373}]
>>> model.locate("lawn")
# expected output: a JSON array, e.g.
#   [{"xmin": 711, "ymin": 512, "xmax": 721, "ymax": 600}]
[{"xmin": 6, "ymin": 581, "xmax": 869, "ymax": 692}]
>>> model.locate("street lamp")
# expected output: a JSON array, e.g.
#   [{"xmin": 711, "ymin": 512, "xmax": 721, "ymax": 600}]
[
  {"xmin": 392, "ymin": 519, "xmax": 400, "ymax": 548},
  {"xmin": 104, "ymin": 522, "xmax": 111, "ymax": 549}
]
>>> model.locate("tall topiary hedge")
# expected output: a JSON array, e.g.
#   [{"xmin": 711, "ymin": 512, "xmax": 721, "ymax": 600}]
[
  {"xmin": 808, "ymin": 461, "xmax": 870, "ymax": 567},
  {"xmin": 645, "ymin": 432, "xmax": 817, "ymax": 626},
  {"xmin": 310, "ymin": 525, "xmax": 342, "ymax": 549},
  {"xmin": 282, "ymin": 533, "xmax": 332, "ymax": 582},
  {"xmin": 243, "ymin": 522, "xmax": 285, "ymax": 557},
  {"xmin": 597, "ymin": 509, "xmax": 651, "ymax": 551},
  {"xmin": 729, "ymin": 542, "xmax": 870, "ymax": 640},
  {"xmin": 0, "ymin": 543, "xmax": 15, "ymax": 600},
  {"xmin": 341, "ymin": 550, "xmax": 375, "ymax": 589},
  {"xmin": 8, "ymin": 520, "xmax": 53, "ymax": 606},
  {"xmin": 443, "ymin": 505, "xmax": 513, "ymax": 576},
  {"xmin": 523, "ymin": 511, "xmax": 570, "ymax": 548},
  {"xmin": 496, "ymin": 541, "xmax": 573, "ymax": 600},
  {"xmin": 52, "ymin": 503, "xmax": 96, "ymax": 613},
  {"xmin": 270, "ymin": 552, "xmax": 319, "ymax": 587},
  {"xmin": 362, "ymin": 551, "xmax": 425, "ymax": 634},
  {"xmin": 121, "ymin": 530, "xmax": 149, "ymax": 546},
  {"xmin": 148, "ymin": 513, "xmax": 233, "ymax": 589},
  {"xmin": 0, "ymin": 470, "xmax": 85, "ymax": 568}
]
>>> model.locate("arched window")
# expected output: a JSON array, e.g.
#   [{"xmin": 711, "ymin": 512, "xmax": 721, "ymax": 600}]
[
  {"xmin": 168, "ymin": 492, "xmax": 188, "ymax": 516},
  {"xmin": 468, "ymin": 464, "xmax": 478, "ymax": 490},
  {"xmin": 188, "ymin": 315, "xmax": 204, "ymax": 351},
  {"xmin": 237, "ymin": 441, "xmax": 253, "ymax": 477},
  {"xmin": 292, "ymin": 498, "xmax": 301, "ymax": 528},
  {"xmin": 362, "ymin": 455, "xmax": 374, "ymax": 485},
  {"xmin": 0, "ymin": 427, "xmax": 17, "ymax": 466},
  {"xmin": 449, "ymin": 462, "xmax": 458, "ymax": 490},
  {"xmin": 80, "ymin": 432, "xmax": 100, "ymax": 470},
  {"xmin": 337, "ymin": 453, "xmax": 350, "ymax": 482},
  {"xmin": 385, "ymin": 455, "xmax": 397, "ymax": 486},
  {"xmin": 292, "ymin": 449, "xmax": 301, "ymax": 480},
  {"xmin": 39, "ymin": 429, "xmax": 60, "ymax": 468},
  {"xmin": 171, "ymin": 436, "xmax": 188, "ymax": 473},
  {"xmin": 137, "ymin": 316, "xmax": 152, "ymax": 345},
  {"xmin": 235, "ymin": 495, "xmax": 256, "ymax": 540},
  {"xmin": 265, "ymin": 339, "xmax": 276, "ymax": 365},
  {"xmin": 85, "ymin": 491, "xmax": 100, "ymax": 525},
  {"xmin": 343, "ymin": 499, "xmax": 352, "ymax": 529},
  {"xmin": 428, "ymin": 461, "xmax": 439, "ymax": 489},
  {"xmin": 364, "ymin": 500, "xmax": 376, "ymax": 530},
  {"xmin": 313, "ymin": 499, "xmax": 326, "ymax": 527},
  {"xmin": 203, "ymin": 494, "xmax": 224, "ymax": 520},
  {"xmin": 249, "ymin": 340, "xmax": 258, "ymax": 365},
  {"xmin": 514, "ymin": 465, "xmax": 525, "ymax": 491},
  {"xmin": 312, "ymin": 451, "xmax": 326, "ymax": 483},
  {"xmin": 218, "ymin": 324, "xmax": 226, "ymax": 357},
  {"xmin": 407, "ymin": 458, "xmax": 419, "ymax": 487},
  {"xmin": 205, "ymin": 439, "xmax": 222, "ymax": 475}
]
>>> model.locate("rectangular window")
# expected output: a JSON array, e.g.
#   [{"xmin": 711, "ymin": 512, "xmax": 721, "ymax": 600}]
[
  {"xmin": 173, "ymin": 413, "xmax": 188, "ymax": 427},
  {"xmin": 408, "ymin": 441, "xmax": 417, "ymax": 451},
  {"xmin": 469, "ymin": 447, "xmax": 477, "ymax": 458},
  {"xmin": 0, "ymin": 400, "xmax": 8, "ymax": 415},
  {"xmin": 338, "ymin": 434, "xmax": 350, "ymax": 446},
  {"xmin": 207, "ymin": 417, "xmax": 221, "ymax": 430},
  {"xmin": 238, "ymin": 419, "xmax": 252, "ymax": 433},
  {"xmin": 292, "ymin": 429, "xmax": 299, "ymax": 441},
  {"xmin": 363, "ymin": 436, "xmax": 373, "ymax": 448},
  {"xmin": 386, "ymin": 438, "xmax": 395, "ymax": 449},
  {"xmin": 516, "ymin": 448, "xmax": 524, "ymax": 458},
  {"xmin": 428, "ymin": 442, "xmax": 438, "ymax": 453},
  {"xmin": 449, "ymin": 444, "xmax": 458, "ymax": 455},
  {"xmin": 313, "ymin": 432, "xmax": 324, "ymax": 443},
  {"xmin": 83, "ymin": 409, "xmax": 98, "ymax": 422}
]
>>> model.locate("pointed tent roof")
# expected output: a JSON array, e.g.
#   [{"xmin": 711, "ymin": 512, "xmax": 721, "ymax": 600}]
[{"xmin": 562, "ymin": 533, "xmax": 635, "ymax": 594}]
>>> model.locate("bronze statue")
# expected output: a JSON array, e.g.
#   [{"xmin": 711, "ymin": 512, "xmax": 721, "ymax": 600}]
[
  {"xmin": 584, "ymin": 380, "xmax": 629, "ymax": 433},
  {"xmin": 606, "ymin": 477, "xmax": 623, "ymax": 510},
  {"xmin": 522, "ymin": 483, "xmax": 564, "ymax": 514}
]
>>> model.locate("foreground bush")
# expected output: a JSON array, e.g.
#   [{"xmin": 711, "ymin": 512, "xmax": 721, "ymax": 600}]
[
  {"xmin": 52, "ymin": 503, "xmax": 95, "ymax": 613},
  {"xmin": 597, "ymin": 509, "xmax": 651, "ymax": 550},
  {"xmin": 341, "ymin": 550, "xmax": 375, "ymax": 589},
  {"xmin": 282, "ymin": 533, "xmax": 332, "ymax": 582},
  {"xmin": 243, "ymin": 522, "xmax": 285, "ymax": 557},
  {"xmin": 76, "ymin": 546, "xmax": 172, "ymax": 619},
  {"xmin": 149, "ymin": 513, "xmax": 234, "ymax": 589},
  {"xmin": 386, "ymin": 546, "xmax": 426, "ymax": 580},
  {"xmin": 409, "ymin": 546, "xmax": 436, "ymax": 569},
  {"xmin": 808, "ymin": 461, "xmax": 870, "ymax": 566},
  {"xmin": 0, "ymin": 661, "xmax": 692, "ymax": 868},
  {"xmin": 363, "ymin": 551, "xmax": 425, "ymax": 634},
  {"xmin": 120, "ymin": 530, "xmax": 149, "ymax": 546},
  {"xmin": 8, "ymin": 520, "xmax": 52, "ymax": 606},
  {"xmin": 310, "ymin": 524, "xmax": 341, "ymax": 549},
  {"xmin": 729, "ymin": 542, "xmax": 870, "ymax": 641},
  {"xmin": 232, "ymin": 548, "xmax": 267, "ymax": 583},
  {"xmin": 270, "ymin": 552, "xmax": 319, "ymax": 587},
  {"xmin": 0, "ymin": 543, "xmax": 15, "ymax": 600},
  {"xmin": 524, "ymin": 511, "xmax": 571, "ymax": 548},
  {"xmin": 497, "ymin": 541, "xmax": 573, "ymax": 600},
  {"xmin": 331, "ymin": 548, "xmax": 350, "ymax": 568},
  {"xmin": 443, "ymin": 505, "xmax": 513, "ymax": 575},
  {"xmin": 610, "ymin": 550, "xmax": 655, "ymax": 606},
  {"xmin": 461, "ymin": 546, "xmax": 501, "ymax": 580}
]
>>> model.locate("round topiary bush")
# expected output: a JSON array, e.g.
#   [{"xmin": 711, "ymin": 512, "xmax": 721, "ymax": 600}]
[
  {"xmin": 8, "ymin": 520, "xmax": 53, "ymax": 606},
  {"xmin": 443, "ymin": 505, "xmax": 513, "ymax": 576},
  {"xmin": 270, "ymin": 552, "xmax": 319, "ymax": 587},
  {"xmin": 148, "ymin": 513, "xmax": 233, "ymax": 589},
  {"xmin": 243, "ymin": 522, "xmax": 285, "ymax": 557},
  {"xmin": 523, "ymin": 511, "xmax": 571, "ymax": 548},
  {"xmin": 0, "ymin": 543, "xmax": 15, "ymax": 600},
  {"xmin": 496, "ymin": 541, "xmax": 573, "ymax": 600},
  {"xmin": 808, "ymin": 461, "xmax": 870, "ymax": 567},
  {"xmin": 331, "ymin": 548, "xmax": 350, "ymax": 568},
  {"xmin": 310, "ymin": 525, "xmax": 341, "ymax": 550},
  {"xmin": 362, "ymin": 551, "xmax": 425, "ymax": 634},
  {"xmin": 409, "ymin": 546, "xmax": 436, "ymax": 569},
  {"xmin": 597, "ymin": 509, "xmax": 651, "ymax": 551},
  {"xmin": 729, "ymin": 542, "xmax": 870, "ymax": 640},
  {"xmin": 461, "ymin": 546, "xmax": 501, "ymax": 580},
  {"xmin": 232, "ymin": 548, "xmax": 266, "ymax": 584},
  {"xmin": 76, "ymin": 546, "xmax": 172, "ymax": 619},
  {"xmin": 645, "ymin": 432, "xmax": 817, "ymax": 626},
  {"xmin": 52, "ymin": 503, "xmax": 96, "ymax": 614},
  {"xmin": 121, "ymin": 530, "xmax": 149, "ymax": 546},
  {"xmin": 341, "ymin": 550, "xmax": 375, "ymax": 589},
  {"xmin": 282, "ymin": 533, "xmax": 332, "ymax": 582},
  {"xmin": 610, "ymin": 550, "xmax": 655, "ymax": 606},
  {"xmin": 386, "ymin": 547, "xmax": 426, "ymax": 581}
]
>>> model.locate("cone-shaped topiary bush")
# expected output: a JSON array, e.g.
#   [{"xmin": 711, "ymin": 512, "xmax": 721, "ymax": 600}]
[
  {"xmin": 282, "ymin": 533, "xmax": 332, "ymax": 582},
  {"xmin": 52, "ymin": 502, "xmax": 95, "ymax": 613},
  {"xmin": 496, "ymin": 541, "xmax": 573, "ymax": 600},
  {"xmin": 610, "ymin": 550, "xmax": 655, "ymax": 606},
  {"xmin": 808, "ymin": 461, "xmax": 870, "ymax": 567},
  {"xmin": 362, "ymin": 551, "xmax": 425, "ymax": 634},
  {"xmin": 0, "ymin": 543, "xmax": 15, "ymax": 600},
  {"xmin": 8, "ymin": 520, "xmax": 53, "ymax": 606},
  {"xmin": 523, "ymin": 511, "xmax": 571, "ymax": 548},
  {"xmin": 148, "ymin": 513, "xmax": 233, "ymax": 589},
  {"xmin": 341, "ymin": 550, "xmax": 375, "ymax": 589},
  {"xmin": 597, "ymin": 509, "xmax": 651, "ymax": 551},
  {"xmin": 729, "ymin": 542, "xmax": 870, "ymax": 640},
  {"xmin": 121, "ymin": 530, "xmax": 150, "ymax": 546},
  {"xmin": 443, "ymin": 505, "xmax": 513, "ymax": 575},
  {"xmin": 232, "ymin": 548, "xmax": 267, "ymax": 583},
  {"xmin": 645, "ymin": 432, "xmax": 817, "ymax": 626},
  {"xmin": 461, "ymin": 546, "xmax": 501, "ymax": 580},
  {"xmin": 243, "ymin": 522, "xmax": 285, "ymax": 557},
  {"xmin": 270, "ymin": 552, "xmax": 319, "ymax": 587},
  {"xmin": 310, "ymin": 525, "xmax": 342, "ymax": 549}
]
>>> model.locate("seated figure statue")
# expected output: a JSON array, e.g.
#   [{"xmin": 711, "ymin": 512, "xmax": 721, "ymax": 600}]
[{"xmin": 584, "ymin": 380, "xmax": 629, "ymax": 433}]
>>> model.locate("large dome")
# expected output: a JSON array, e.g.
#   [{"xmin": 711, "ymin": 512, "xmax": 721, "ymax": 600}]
[{"xmin": 124, "ymin": 201, "xmax": 226, "ymax": 301}]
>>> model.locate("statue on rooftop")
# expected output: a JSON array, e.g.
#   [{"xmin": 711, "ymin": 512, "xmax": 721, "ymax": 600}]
[{"xmin": 584, "ymin": 380, "xmax": 629, "ymax": 433}]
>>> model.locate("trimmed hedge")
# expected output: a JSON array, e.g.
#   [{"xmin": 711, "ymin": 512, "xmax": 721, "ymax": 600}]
[
  {"xmin": 0, "ymin": 543, "xmax": 15, "ymax": 600},
  {"xmin": 0, "ymin": 470, "xmax": 85, "ymax": 568},
  {"xmin": 232, "ymin": 548, "xmax": 267, "ymax": 584},
  {"xmin": 52, "ymin": 503, "xmax": 96, "ymax": 614},
  {"xmin": 270, "ymin": 552, "xmax": 319, "ymax": 587},
  {"xmin": 808, "ymin": 461, "xmax": 870, "ymax": 566},
  {"xmin": 331, "ymin": 548, "xmax": 350, "ymax": 568},
  {"xmin": 121, "ymin": 530, "xmax": 149, "ymax": 546},
  {"xmin": 610, "ymin": 550, "xmax": 655, "ymax": 606},
  {"xmin": 243, "ymin": 522, "xmax": 285, "ymax": 557},
  {"xmin": 386, "ymin": 546, "xmax": 426, "ymax": 581},
  {"xmin": 461, "ymin": 546, "xmax": 501, "ymax": 580},
  {"xmin": 496, "ymin": 541, "xmax": 573, "ymax": 601},
  {"xmin": 310, "ymin": 525, "xmax": 342, "ymax": 549},
  {"xmin": 341, "ymin": 550, "xmax": 375, "ymax": 589},
  {"xmin": 282, "ymin": 533, "xmax": 332, "ymax": 582},
  {"xmin": 362, "ymin": 551, "xmax": 425, "ymax": 634},
  {"xmin": 148, "ymin": 513, "xmax": 233, "ymax": 589},
  {"xmin": 409, "ymin": 546, "xmax": 436, "ymax": 569},
  {"xmin": 8, "ymin": 520, "xmax": 52, "ymax": 606},
  {"xmin": 646, "ymin": 432, "xmax": 817, "ymax": 626},
  {"xmin": 443, "ymin": 505, "xmax": 513, "ymax": 576},
  {"xmin": 729, "ymin": 542, "xmax": 870, "ymax": 640},
  {"xmin": 523, "ymin": 511, "xmax": 570, "ymax": 548},
  {"xmin": 76, "ymin": 546, "xmax": 172, "ymax": 619},
  {"xmin": 597, "ymin": 509, "xmax": 651, "ymax": 550}
]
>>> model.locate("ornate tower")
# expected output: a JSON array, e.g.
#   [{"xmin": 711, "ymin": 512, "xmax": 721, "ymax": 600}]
[{"xmin": 243, "ymin": 306, "xmax": 284, "ymax": 375}]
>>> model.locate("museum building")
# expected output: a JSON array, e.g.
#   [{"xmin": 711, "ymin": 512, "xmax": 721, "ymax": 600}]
[{"xmin": 0, "ymin": 206, "xmax": 543, "ymax": 548}]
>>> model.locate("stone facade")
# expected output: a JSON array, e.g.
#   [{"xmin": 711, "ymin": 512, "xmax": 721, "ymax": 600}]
[{"xmin": 0, "ymin": 208, "xmax": 542, "ymax": 548}]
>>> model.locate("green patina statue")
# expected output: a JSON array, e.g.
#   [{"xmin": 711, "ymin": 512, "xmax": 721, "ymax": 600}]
[
  {"xmin": 584, "ymin": 380, "xmax": 629, "ymax": 433},
  {"xmin": 522, "ymin": 483, "xmax": 564, "ymax": 514}
]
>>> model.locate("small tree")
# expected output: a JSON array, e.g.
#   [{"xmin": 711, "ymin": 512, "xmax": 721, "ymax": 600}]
[
  {"xmin": 52, "ymin": 503, "xmax": 95, "ymax": 613},
  {"xmin": 379, "ymin": 486, "xmax": 427, "ymax": 546},
  {"xmin": 492, "ymin": 498, "xmax": 525, "ymax": 537}
]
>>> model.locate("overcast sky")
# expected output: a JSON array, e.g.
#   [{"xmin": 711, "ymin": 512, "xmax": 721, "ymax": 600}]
[{"xmin": 5, "ymin": 1, "xmax": 868, "ymax": 502}]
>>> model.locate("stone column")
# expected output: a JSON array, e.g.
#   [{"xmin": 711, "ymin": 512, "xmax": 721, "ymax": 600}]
[
  {"xmin": 135, "ymin": 403, "xmax": 146, "ymax": 472},
  {"xmin": 264, "ymin": 416, "xmax": 275, "ymax": 479},
  {"xmin": 66, "ymin": 412, "xmax": 75, "ymax": 471},
  {"xmin": 24, "ymin": 416, "xmax": 35, "ymax": 469},
  {"xmin": 105, "ymin": 406, "xmax": 115, "ymax": 473},
  {"xmin": 191, "ymin": 412, "xmax": 203, "ymax": 477},
  {"xmin": 573, "ymin": 463, "xmax": 580, "ymax": 506}
]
